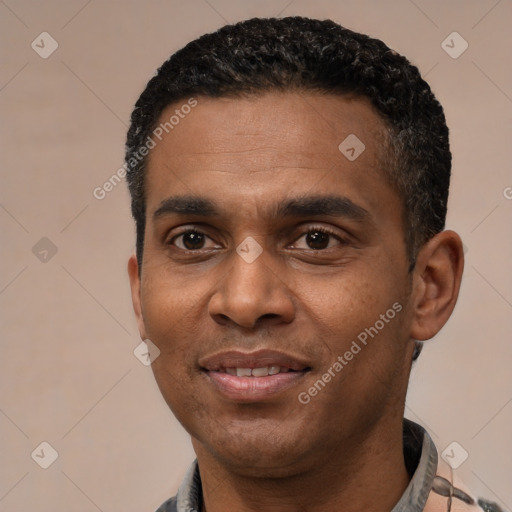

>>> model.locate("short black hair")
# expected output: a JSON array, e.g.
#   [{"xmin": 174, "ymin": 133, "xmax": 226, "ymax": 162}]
[{"xmin": 125, "ymin": 16, "xmax": 451, "ymax": 272}]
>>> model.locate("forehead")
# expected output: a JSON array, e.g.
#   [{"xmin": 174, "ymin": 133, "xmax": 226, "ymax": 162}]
[{"xmin": 144, "ymin": 92, "xmax": 398, "ymax": 221}]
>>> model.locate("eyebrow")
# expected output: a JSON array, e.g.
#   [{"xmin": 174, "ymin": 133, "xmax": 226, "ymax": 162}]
[{"xmin": 153, "ymin": 194, "xmax": 370, "ymax": 222}]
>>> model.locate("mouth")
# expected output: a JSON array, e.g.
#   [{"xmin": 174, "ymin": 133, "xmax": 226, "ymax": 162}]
[
  {"xmin": 222, "ymin": 366, "xmax": 297, "ymax": 377},
  {"xmin": 200, "ymin": 349, "xmax": 311, "ymax": 402}
]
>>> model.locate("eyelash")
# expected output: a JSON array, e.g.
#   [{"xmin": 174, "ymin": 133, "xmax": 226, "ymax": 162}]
[{"xmin": 167, "ymin": 225, "xmax": 347, "ymax": 251}]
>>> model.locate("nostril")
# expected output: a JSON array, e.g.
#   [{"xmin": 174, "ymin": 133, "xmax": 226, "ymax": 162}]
[
  {"xmin": 211, "ymin": 313, "xmax": 233, "ymax": 326},
  {"xmin": 261, "ymin": 313, "xmax": 280, "ymax": 320}
]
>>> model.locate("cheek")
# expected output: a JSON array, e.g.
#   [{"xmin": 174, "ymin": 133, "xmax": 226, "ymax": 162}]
[
  {"xmin": 301, "ymin": 281, "xmax": 408, "ymax": 424},
  {"xmin": 141, "ymin": 268, "xmax": 204, "ymax": 333},
  {"xmin": 303, "ymin": 266, "xmax": 396, "ymax": 337},
  {"xmin": 139, "ymin": 278, "xmax": 206, "ymax": 393},
  {"xmin": 302, "ymin": 265, "xmax": 409, "ymax": 394},
  {"xmin": 140, "ymin": 278, "xmax": 206, "ymax": 419}
]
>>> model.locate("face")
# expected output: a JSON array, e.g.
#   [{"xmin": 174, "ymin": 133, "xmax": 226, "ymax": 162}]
[{"xmin": 129, "ymin": 92, "xmax": 417, "ymax": 477}]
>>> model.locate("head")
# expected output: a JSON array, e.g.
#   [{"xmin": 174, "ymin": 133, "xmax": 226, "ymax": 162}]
[
  {"xmin": 126, "ymin": 17, "xmax": 463, "ymax": 477},
  {"xmin": 126, "ymin": 16, "xmax": 451, "ymax": 270}
]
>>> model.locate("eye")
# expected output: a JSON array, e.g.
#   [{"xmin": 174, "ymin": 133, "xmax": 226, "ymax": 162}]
[
  {"xmin": 291, "ymin": 226, "xmax": 346, "ymax": 250},
  {"xmin": 168, "ymin": 229, "xmax": 220, "ymax": 251}
]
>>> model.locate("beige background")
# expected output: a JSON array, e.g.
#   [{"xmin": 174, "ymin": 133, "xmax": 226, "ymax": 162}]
[{"xmin": 1, "ymin": 0, "xmax": 511, "ymax": 510}]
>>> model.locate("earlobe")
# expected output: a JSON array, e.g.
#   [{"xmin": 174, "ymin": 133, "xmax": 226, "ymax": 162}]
[
  {"xmin": 128, "ymin": 254, "xmax": 147, "ymax": 340},
  {"xmin": 409, "ymin": 230, "xmax": 464, "ymax": 341}
]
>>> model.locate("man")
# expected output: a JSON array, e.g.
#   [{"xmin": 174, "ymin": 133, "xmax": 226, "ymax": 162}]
[{"xmin": 125, "ymin": 16, "xmax": 504, "ymax": 512}]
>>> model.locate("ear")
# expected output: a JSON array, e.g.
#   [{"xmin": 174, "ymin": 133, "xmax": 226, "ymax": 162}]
[
  {"xmin": 128, "ymin": 254, "xmax": 147, "ymax": 340},
  {"xmin": 409, "ymin": 230, "xmax": 464, "ymax": 341}
]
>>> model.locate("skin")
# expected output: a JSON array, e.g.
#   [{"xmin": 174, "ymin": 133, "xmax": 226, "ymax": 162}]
[{"xmin": 128, "ymin": 92, "xmax": 464, "ymax": 512}]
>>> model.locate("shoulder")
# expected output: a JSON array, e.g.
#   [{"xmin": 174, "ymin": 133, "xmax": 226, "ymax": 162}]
[{"xmin": 425, "ymin": 455, "xmax": 507, "ymax": 512}]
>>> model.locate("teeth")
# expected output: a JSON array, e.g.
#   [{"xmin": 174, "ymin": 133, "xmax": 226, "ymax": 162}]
[
  {"xmin": 251, "ymin": 366, "xmax": 269, "ymax": 377},
  {"xmin": 225, "ymin": 366, "xmax": 292, "ymax": 377}
]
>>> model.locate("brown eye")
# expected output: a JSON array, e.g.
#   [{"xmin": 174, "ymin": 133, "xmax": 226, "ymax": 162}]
[
  {"xmin": 305, "ymin": 230, "xmax": 330, "ymax": 250},
  {"xmin": 169, "ymin": 230, "xmax": 215, "ymax": 250},
  {"xmin": 181, "ymin": 232, "xmax": 205, "ymax": 250},
  {"xmin": 291, "ymin": 227, "xmax": 345, "ymax": 251}
]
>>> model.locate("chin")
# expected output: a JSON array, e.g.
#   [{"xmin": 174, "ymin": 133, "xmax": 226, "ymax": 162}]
[
  {"xmin": 214, "ymin": 449, "xmax": 308, "ymax": 479},
  {"xmin": 196, "ymin": 423, "xmax": 316, "ymax": 477}
]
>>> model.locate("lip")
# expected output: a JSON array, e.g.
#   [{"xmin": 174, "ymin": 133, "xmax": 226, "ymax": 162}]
[{"xmin": 200, "ymin": 349, "xmax": 311, "ymax": 402}]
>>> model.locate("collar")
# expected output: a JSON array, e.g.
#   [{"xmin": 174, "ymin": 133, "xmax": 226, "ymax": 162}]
[{"xmin": 391, "ymin": 419, "xmax": 438, "ymax": 511}]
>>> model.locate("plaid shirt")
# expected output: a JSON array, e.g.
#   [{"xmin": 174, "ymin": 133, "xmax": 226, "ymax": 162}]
[{"xmin": 156, "ymin": 419, "xmax": 506, "ymax": 512}]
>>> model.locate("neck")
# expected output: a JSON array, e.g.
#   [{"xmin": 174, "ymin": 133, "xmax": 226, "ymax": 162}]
[{"xmin": 194, "ymin": 415, "xmax": 410, "ymax": 512}]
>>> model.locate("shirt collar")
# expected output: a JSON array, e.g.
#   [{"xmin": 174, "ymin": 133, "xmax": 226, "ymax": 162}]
[
  {"xmin": 175, "ymin": 459, "xmax": 202, "ymax": 512},
  {"xmin": 174, "ymin": 419, "xmax": 437, "ymax": 512},
  {"xmin": 391, "ymin": 419, "xmax": 438, "ymax": 511}
]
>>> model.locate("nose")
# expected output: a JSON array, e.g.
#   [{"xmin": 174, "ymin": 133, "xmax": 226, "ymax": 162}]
[{"xmin": 208, "ymin": 245, "xmax": 295, "ymax": 329}]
